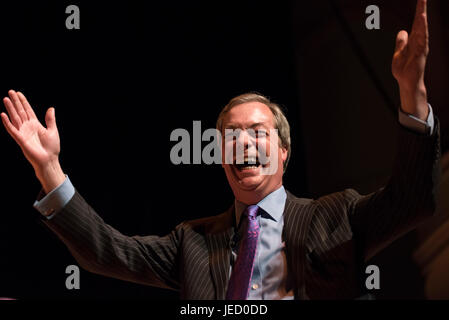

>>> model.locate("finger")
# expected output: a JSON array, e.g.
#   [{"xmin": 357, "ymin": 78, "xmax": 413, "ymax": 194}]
[
  {"xmin": 17, "ymin": 91, "xmax": 37, "ymax": 120},
  {"xmin": 3, "ymin": 97, "xmax": 22, "ymax": 129},
  {"xmin": 8, "ymin": 90, "xmax": 29, "ymax": 123},
  {"xmin": 410, "ymin": 13, "xmax": 429, "ymax": 54},
  {"xmin": 1, "ymin": 112, "xmax": 21, "ymax": 143},
  {"xmin": 416, "ymin": 0, "xmax": 427, "ymax": 17},
  {"xmin": 412, "ymin": 0, "xmax": 428, "ymax": 36},
  {"xmin": 395, "ymin": 30, "xmax": 408, "ymax": 53},
  {"xmin": 45, "ymin": 107, "xmax": 57, "ymax": 131}
]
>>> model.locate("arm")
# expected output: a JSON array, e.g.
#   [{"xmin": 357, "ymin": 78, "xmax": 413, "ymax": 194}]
[
  {"xmin": 44, "ymin": 189, "xmax": 182, "ymax": 289},
  {"xmin": 312, "ymin": 116, "xmax": 439, "ymax": 262},
  {"xmin": 1, "ymin": 90, "xmax": 181, "ymax": 289},
  {"xmin": 351, "ymin": 0, "xmax": 440, "ymax": 260},
  {"xmin": 311, "ymin": 0, "xmax": 440, "ymax": 262},
  {"xmin": 348, "ymin": 118, "xmax": 440, "ymax": 261}
]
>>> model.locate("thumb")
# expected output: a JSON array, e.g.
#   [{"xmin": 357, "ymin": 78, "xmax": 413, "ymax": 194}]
[
  {"xmin": 395, "ymin": 30, "xmax": 408, "ymax": 53},
  {"xmin": 45, "ymin": 107, "xmax": 57, "ymax": 131}
]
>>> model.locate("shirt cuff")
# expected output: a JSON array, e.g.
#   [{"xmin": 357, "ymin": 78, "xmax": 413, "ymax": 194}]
[
  {"xmin": 33, "ymin": 175, "xmax": 75, "ymax": 220},
  {"xmin": 398, "ymin": 104, "xmax": 435, "ymax": 135}
]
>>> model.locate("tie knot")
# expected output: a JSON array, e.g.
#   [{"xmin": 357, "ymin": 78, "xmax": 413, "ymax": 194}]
[{"xmin": 244, "ymin": 205, "xmax": 259, "ymax": 220}]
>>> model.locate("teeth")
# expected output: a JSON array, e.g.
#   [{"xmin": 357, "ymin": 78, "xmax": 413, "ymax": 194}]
[
  {"xmin": 238, "ymin": 157, "xmax": 257, "ymax": 164},
  {"xmin": 238, "ymin": 165, "xmax": 259, "ymax": 170},
  {"xmin": 234, "ymin": 156, "xmax": 260, "ymax": 170}
]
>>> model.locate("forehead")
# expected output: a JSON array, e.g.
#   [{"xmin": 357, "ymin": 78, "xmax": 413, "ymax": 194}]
[{"xmin": 222, "ymin": 102, "xmax": 274, "ymax": 128}]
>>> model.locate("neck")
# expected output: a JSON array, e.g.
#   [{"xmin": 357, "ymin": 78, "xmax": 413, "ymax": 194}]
[{"xmin": 234, "ymin": 183, "xmax": 283, "ymax": 205}]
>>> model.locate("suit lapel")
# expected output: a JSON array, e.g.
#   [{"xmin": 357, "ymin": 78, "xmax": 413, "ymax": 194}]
[
  {"xmin": 205, "ymin": 205, "xmax": 235, "ymax": 300},
  {"xmin": 283, "ymin": 190, "xmax": 314, "ymax": 299}
]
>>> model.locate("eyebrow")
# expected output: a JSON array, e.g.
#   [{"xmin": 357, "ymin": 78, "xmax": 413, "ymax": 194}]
[{"xmin": 224, "ymin": 122, "xmax": 269, "ymax": 129}]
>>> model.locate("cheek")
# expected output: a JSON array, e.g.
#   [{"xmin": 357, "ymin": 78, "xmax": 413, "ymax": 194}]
[
  {"xmin": 259, "ymin": 136, "xmax": 280, "ymax": 159},
  {"xmin": 221, "ymin": 141, "xmax": 234, "ymax": 164},
  {"xmin": 256, "ymin": 137, "xmax": 270, "ymax": 155}
]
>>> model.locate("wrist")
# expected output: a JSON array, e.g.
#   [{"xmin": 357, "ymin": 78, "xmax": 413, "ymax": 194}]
[
  {"xmin": 35, "ymin": 160, "xmax": 66, "ymax": 194},
  {"xmin": 398, "ymin": 83, "xmax": 429, "ymax": 121}
]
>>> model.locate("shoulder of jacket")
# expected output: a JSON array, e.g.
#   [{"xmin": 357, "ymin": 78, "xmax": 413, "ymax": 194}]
[
  {"xmin": 314, "ymin": 188, "xmax": 361, "ymax": 210},
  {"xmin": 175, "ymin": 207, "xmax": 233, "ymax": 235}
]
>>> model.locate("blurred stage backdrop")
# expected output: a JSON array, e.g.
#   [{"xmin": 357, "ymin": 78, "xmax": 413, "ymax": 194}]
[{"xmin": 0, "ymin": 0, "xmax": 448, "ymax": 299}]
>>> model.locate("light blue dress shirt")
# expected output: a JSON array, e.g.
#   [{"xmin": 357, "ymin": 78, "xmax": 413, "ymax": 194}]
[
  {"xmin": 33, "ymin": 105, "xmax": 435, "ymax": 299},
  {"xmin": 234, "ymin": 186, "xmax": 293, "ymax": 299}
]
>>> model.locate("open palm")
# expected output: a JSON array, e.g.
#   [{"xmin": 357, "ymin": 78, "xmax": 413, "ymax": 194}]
[{"xmin": 1, "ymin": 90, "xmax": 60, "ymax": 169}]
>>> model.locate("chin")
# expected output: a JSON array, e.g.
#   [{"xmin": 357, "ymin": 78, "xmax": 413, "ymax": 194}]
[
  {"xmin": 225, "ymin": 164, "xmax": 266, "ymax": 192},
  {"xmin": 235, "ymin": 175, "xmax": 265, "ymax": 191}
]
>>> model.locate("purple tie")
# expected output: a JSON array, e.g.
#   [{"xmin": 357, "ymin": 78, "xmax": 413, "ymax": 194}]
[{"xmin": 226, "ymin": 205, "xmax": 260, "ymax": 300}]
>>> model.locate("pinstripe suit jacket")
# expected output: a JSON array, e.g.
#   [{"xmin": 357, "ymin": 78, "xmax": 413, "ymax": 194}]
[{"xmin": 43, "ymin": 122, "xmax": 441, "ymax": 299}]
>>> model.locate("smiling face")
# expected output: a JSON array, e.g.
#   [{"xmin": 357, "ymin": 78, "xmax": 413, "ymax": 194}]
[{"xmin": 221, "ymin": 101, "xmax": 288, "ymax": 204}]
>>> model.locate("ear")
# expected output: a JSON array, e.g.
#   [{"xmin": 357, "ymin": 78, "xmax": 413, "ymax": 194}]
[{"xmin": 280, "ymin": 146, "xmax": 288, "ymax": 162}]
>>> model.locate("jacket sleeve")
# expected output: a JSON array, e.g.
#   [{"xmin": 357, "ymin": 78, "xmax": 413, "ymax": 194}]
[
  {"xmin": 42, "ymin": 191, "xmax": 182, "ymax": 290},
  {"xmin": 311, "ymin": 118, "xmax": 441, "ymax": 262},
  {"xmin": 347, "ymin": 118, "xmax": 441, "ymax": 260}
]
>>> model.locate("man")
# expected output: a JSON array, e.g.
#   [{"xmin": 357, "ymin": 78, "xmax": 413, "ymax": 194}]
[{"xmin": 1, "ymin": 0, "xmax": 440, "ymax": 299}]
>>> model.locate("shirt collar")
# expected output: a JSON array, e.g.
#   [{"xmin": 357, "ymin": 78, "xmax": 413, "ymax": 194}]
[{"xmin": 234, "ymin": 185, "xmax": 287, "ymax": 226}]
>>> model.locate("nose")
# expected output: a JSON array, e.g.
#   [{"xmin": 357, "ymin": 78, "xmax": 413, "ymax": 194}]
[
  {"xmin": 235, "ymin": 129, "xmax": 257, "ymax": 162},
  {"xmin": 236, "ymin": 129, "xmax": 250, "ymax": 148}
]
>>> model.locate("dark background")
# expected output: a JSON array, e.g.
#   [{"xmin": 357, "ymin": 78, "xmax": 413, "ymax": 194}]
[{"xmin": 0, "ymin": 0, "xmax": 447, "ymax": 299}]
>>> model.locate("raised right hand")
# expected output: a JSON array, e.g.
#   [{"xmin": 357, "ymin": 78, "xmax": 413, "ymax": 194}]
[{"xmin": 1, "ymin": 90, "xmax": 65, "ymax": 193}]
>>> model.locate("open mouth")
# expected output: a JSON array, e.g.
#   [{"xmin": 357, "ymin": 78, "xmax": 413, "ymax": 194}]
[{"xmin": 233, "ymin": 157, "xmax": 262, "ymax": 171}]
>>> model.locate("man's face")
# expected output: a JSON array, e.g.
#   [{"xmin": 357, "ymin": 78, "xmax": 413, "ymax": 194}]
[{"xmin": 221, "ymin": 102, "xmax": 288, "ymax": 203}]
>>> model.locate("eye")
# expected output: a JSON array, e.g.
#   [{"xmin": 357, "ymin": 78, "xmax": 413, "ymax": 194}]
[
  {"xmin": 256, "ymin": 130, "xmax": 268, "ymax": 137},
  {"xmin": 224, "ymin": 129, "xmax": 240, "ymax": 138}
]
